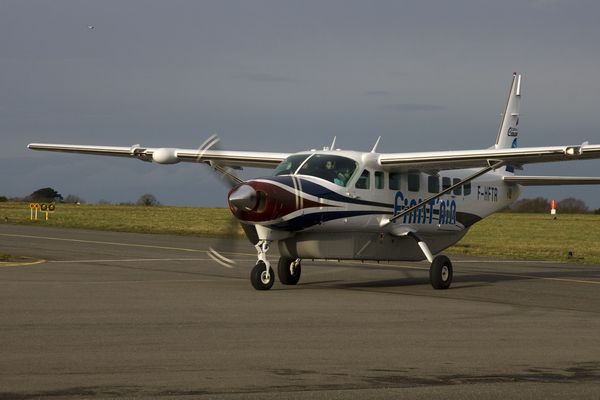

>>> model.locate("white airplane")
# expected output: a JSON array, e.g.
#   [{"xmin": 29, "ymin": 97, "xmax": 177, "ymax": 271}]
[{"xmin": 28, "ymin": 73, "xmax": 600, "ymax": 290}]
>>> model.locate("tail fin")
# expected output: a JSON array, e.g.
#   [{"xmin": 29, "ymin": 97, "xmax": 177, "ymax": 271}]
[{"xmin": 495, "ymin": 73, "xmax": 521, "ymax": 150}]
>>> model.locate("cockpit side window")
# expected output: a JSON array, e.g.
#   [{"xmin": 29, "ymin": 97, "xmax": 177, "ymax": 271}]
[
  {"xmin": 273, "ymin": 154, "xmax": 310, "ymax": 176},
  {"xmin": 355, "ymin": 169, "xmax": 370, "ymax": 189},
  {"xmin": 294, "ymin": 154, "xmax": 358, "ymax": 187}
]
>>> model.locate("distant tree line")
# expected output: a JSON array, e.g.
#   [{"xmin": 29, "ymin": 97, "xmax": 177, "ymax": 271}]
[
  {"xmin": 1, "ymin": 187, "xmax": 161, "ymax": 207},
  {"xmin": 4, "ymin": 187, "xmax": 67, "ymax": 203},
  {"xmin": 0, "ymin": 187, "xmax": 597, "ymax": 213},
  {"xmin": 507, "ymin": 196, "xmax": 598, "ymax": 214}
]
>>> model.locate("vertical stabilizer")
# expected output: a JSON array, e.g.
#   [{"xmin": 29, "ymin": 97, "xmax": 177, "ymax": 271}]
[{"xmin": 495, "ymin": 73, "xmax": 521, "ymax": 150}]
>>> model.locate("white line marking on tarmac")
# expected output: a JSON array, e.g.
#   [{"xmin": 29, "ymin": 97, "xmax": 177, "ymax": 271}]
[
  {"xmin": 0, "ymin": 232, "xmax": 256, "ymax": 257},
  {"xmin": 0, "ymin": 279, "xmax": 219, "ymax": 285},
  {"xmin": 0, "ymin": 232, "xmax": 205, "ymax": 252},
  {"xmin": 49, "ymin": 258, "xmax": 218, "ymax": 263},
  {"xmin": 77, "ymin": 279, "xmax": 219, "ymax": 284},
  {"xmin": 0, "ymin": 259, "xmax": 46, "ymax": 268},
  {"xmin": 461, "ymin": 271, "xmax": 600, "ymax": 285},
  {"xmin": 337, "ymin": 260, "xmax": 600, "ymax": 285},
  {"xmin": 457, "ymin": 259, "xmax": 561, "ymax": 264},
  {"xmin": 3, "ymin": 234, "xmax": 597, "ymax": 285}
]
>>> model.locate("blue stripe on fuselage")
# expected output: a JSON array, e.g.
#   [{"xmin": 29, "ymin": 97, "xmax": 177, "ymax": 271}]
[
  {"xmin": 265, "ymin": 175, "xmax": 393, "ymax": 208},
  {"xmin": 270, "ymin": 210, "xmax": 390, "ymax": 231}
]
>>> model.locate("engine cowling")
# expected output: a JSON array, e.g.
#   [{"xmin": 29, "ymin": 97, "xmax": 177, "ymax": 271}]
[{"xmin": 228, "ymin": 179, "xmax": 320, "ymax": 224}]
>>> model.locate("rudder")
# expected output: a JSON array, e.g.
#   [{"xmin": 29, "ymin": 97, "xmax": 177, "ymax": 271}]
[{"xmin": 495, "ymin": 73, "xmax": 522, "ymax": 150}]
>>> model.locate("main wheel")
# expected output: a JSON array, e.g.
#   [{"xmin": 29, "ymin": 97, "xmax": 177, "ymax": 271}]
[
  {"xmin": 250, "ymin": 261, "xmax": 274, "ymax": 290},
  {"xmin": 429, "ymin": 255, "xmax": 453, "ymax": 290},
  {"xmin": 278, "ymin": 257, "xmax": 301, "ymax": 285}
]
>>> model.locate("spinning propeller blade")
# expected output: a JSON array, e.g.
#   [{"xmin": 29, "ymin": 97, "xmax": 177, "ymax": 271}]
[
  {"xmin": 196, "ymin": 134, "xmax": 243, "ymax": 188},
  {"xmin": 197, "ymin": 134, "xmax": 259, "ymax": 268}
]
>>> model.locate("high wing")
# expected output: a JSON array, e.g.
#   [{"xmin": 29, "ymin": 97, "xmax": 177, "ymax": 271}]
[
  {"xmin": 502, "ymin": 176, "xmax": 600, "ymax": 185},
  {"xmin": 27, "ymin": 143, "xmax": 289, "ymax": 169},
  {"xmin": 378, "ymin": 143, "xmax": 600, "ymax": 171}
]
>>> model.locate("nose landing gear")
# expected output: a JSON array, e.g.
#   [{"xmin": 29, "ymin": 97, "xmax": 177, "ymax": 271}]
[
  {"xmin": 250, "ymin": 240, "xmax": 274, "ymax": 290},
  {"xmin": 250, "ymin": 260, "xmax": 274, "ymax": 290}
]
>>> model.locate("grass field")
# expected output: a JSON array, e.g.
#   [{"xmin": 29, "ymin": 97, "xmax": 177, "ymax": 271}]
[
  {"xmin": 0, "ymin": 202, "xmax": 240, "ymax": 237},
  {"xmin": 1, "ymin": 202, "xmax": 599, "ymax": 264}
]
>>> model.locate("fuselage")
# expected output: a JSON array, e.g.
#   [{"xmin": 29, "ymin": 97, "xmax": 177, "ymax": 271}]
[{"xmin": 228, "ymin": 150, "xmax": 521, "ymax": 261}]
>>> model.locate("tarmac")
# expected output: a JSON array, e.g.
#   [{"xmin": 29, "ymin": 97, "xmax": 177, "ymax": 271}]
[{"xmin": 1, "ymin": 224, "xmax": 599, "ymax": 399}]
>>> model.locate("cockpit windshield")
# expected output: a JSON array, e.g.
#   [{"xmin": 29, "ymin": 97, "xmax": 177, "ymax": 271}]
[
  {"xmin": 273, "ymin": 154, "xmax": 310, "ymax": 176},
  {"xmin": 273, "ymin": 153, "xmax": 358, "ymax": 187}
]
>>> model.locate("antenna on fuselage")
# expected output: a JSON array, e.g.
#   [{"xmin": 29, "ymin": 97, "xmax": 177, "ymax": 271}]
[{"xmin": 371, "ymin": 136, "xmax": 381, "ymax": 153}]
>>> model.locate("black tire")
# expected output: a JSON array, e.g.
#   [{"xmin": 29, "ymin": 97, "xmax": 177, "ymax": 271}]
[
  {"xmin": 250, "ymin": 261, "xmax": 274, "ymax": 290},
  {"xmin": 429, "ymin": 255, "xmax": 453, "ymax": 290},
  {"xmin": 278, "ymin": 257, "xmax": 301, "ymax": 285}
]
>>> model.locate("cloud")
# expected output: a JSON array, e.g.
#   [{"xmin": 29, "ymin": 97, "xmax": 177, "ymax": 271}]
[
  {"xmin": 530, "ymin": 0, "xmax": 565, "ymax": 8},
  {"xmin": 383, "ymin": 103, "xmax": 444, "ymax": 112},
  {"xmin": 364, "ymin": 90, "xmax": 392, "ymax": 96},
  {"xmin": 236, "ymin": 72, "xmax": 299, "ymax": 83}
]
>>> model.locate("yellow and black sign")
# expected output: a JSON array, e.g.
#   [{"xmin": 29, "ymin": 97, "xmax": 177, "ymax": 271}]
[{"xmin": 28, "ymin": 203, "xmax": 56, "ymax": 221}]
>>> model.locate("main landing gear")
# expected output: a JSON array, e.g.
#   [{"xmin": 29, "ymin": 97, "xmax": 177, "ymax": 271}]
[
  {"xmin": 429, "ymin": 254, "xmax": 453, "ymax": 290},
  {"xmin": 277, "ymin": 257, "xmax": 301, "ymax": 285},
  {"xmin": 408, "ymin": 232, "xmax": 453, "ymax": 290},
  {"xmin": 250, "ymin": 240, "xmax": 302, "ymax": 290},
  {"xmin": 249, "ymin": 235, "xmax": 452, "ymax": 291}
]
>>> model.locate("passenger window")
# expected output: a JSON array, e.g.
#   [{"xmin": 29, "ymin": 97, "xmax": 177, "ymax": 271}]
[
  {"xmin": 375, "ymin": 171, "xmax": 384, "ymax": 189},
  {"xmin": 355, "ymin": 170, "xmax": 370, "ymax": 189},
  {"xmin": 389, "ymin": 172, "xmax": 401, "ymax": 190},
  {"xmin": 442, "ymin": 177, "xmax": 451, "ymax": 191},
  {"xmin": 408, "ymin": 173, "xmax": 420, "ymax": 192},
  {"xmin": 453, "ymin": 178, "xmax": 462, "ymax": 195},
  {"xmin": 464, "ymin": 182, "xmax": 471, "ymax": 196},
  {"xmin": 428, "ymin": 176, "xmax": 439, "ymax": 193}
]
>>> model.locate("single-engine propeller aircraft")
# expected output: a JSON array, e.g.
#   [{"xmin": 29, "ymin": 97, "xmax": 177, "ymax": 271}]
[{"xmin": 29, "ymin": 73, "xmax": 600, "ymax": 290}]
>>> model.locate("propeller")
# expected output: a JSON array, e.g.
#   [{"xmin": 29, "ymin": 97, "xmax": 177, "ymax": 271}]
[
  {"xmin": 196, "ymin": 134, "xmax": 243, "ymax": 188},
  {"xmin": 196, "ymin": 134, "xmax": 259, "ymax": 268}
]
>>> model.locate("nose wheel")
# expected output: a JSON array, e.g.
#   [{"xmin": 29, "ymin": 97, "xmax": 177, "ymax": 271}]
[
  {"xmin": 250, "ymin": 240, "xmax": 275, "ymax": 290},
  {"xmin": 250, "ymin": 261, "xmax": 274, "ymax": 290}
]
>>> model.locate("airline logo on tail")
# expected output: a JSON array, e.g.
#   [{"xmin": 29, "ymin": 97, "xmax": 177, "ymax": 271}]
[
  {"xmin": 495, "ymin": 73, "xmax": 521, "ymax": 150},
  {"xmin": 510, "ymin": 117, "xmax": 518, "ymax": 149}
]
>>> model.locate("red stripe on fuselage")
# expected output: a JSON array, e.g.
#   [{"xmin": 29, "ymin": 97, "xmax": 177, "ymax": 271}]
[{"xmin": 229, "ymin": 180, "xmax": 326, "ymax": 223}]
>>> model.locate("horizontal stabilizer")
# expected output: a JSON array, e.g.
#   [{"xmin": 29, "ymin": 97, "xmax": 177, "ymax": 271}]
[{"xmin": 503, "ymin": 176, "xmax": 600, "ymax": 186}]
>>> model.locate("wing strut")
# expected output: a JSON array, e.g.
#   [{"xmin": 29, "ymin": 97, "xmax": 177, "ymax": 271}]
[{"xmin": 380, "ymin": 160, "xmax": 505, "ymax": 227}]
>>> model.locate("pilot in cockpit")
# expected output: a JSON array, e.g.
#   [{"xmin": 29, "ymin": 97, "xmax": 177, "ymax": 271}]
[{"xmin": 324, "ymin": 159, "xmax": 348, "ymax": 186}]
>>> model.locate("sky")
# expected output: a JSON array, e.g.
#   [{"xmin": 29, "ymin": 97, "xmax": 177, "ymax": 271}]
[{"xmin": 2, "ymin": 0, "xmax": 600, "ymax": 208}]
